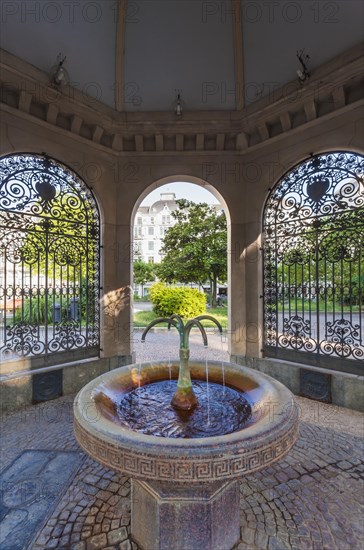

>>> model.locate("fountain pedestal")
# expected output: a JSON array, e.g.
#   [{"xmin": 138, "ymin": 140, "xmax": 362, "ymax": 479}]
[{"xmin": 131, "ymin": 479, "xmax": 240, "ymax": 550}]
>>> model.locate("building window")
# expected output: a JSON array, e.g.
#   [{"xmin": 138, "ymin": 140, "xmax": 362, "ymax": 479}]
[
  {"xmin": 263, "ymin": 151, "xmax": 364, "ymax": 374},
  {"xmin": 137, "ymin": 216, "xmax": 142, "ymax": 225},
  {"xmin": 0, "ymin": 153, "xmax": 100, "ymax": 363},
  {"xmin": 150, "ymin": 217, "xmax": 154, "ymax": 224},
  {"xmin": 148, "ymin": 227, "xmax": 154, "ymax": 236},
  {"xmin": 148, "ymin": 241, "xmax": 154, "ymax": 251},
  {"xmin": 148, "ymin": 257, "xmax": 154, "ymax": 264}
]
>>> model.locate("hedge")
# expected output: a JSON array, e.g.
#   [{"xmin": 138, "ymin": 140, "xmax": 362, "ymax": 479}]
[{"xmin": 149, "ymin": 282, "xmax": 206, "ymax": 318}]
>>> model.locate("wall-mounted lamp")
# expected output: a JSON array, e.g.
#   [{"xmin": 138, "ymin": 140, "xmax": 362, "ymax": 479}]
[
  {"xmin": 296, "ymin": 50, "xmax": 310, "ymax": 83},
  {"xmin": 50, "ymin": 54, "xmax": 69, "ymax": 87},
  {"xmin": 175, "ymin": 90, "xmax": 183, "ymax": 116}
]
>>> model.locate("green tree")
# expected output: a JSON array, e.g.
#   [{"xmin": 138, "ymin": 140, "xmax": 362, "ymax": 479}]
[
  {"xmin": 133, "ymin": 260, "xmax": 155, "ymax": 297},
  {"xmin": 156, "ymin": 200, "xmax": 227, "ymax": 307}
]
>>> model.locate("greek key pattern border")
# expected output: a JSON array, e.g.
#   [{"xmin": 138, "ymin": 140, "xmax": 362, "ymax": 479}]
[{"xmin": 74, "ymin": 419, "xmax": 299, "ymax": 482}]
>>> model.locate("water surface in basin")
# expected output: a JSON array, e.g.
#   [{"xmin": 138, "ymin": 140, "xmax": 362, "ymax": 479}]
[{"xmin": 117, "ymin": 380, "xmax": 252, "ymax": 438}]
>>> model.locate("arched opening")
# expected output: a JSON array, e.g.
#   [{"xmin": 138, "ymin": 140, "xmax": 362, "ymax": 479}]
[
  {"xmin": 262, "ymin": 151, "xmax": 364, "ymax": 374},
  {"xmin": 131, "ymin": 176, "xmax": 231, "ymax": 355},
  {"xmin": 0, "ymin": 153, "xmax": 100, "ymax": 367}
]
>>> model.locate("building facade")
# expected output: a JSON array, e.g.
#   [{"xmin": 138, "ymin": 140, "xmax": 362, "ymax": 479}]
[{"xmin": 133, "ymin": 193, "xmax": 178, "ymax": 264}]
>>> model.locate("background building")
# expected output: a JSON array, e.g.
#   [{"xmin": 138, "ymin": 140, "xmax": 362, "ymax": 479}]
[{"xmin": 133, "ymin": 192, "xmax": 178, "ymax": 264}]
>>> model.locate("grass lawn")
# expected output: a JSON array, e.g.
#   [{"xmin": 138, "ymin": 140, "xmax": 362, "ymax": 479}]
[{"xmin": 133, "ymin": 306, "xmax": 228, "ymax": 328}]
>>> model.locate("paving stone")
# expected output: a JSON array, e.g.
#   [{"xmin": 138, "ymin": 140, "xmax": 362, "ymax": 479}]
[
  {"xmin": 59, "ymin": 534, "xmax": 70, "ymax": 546},
  {"xmin": 111, "ymin": 519, "xmax": 120, "ymax": 529},
  {"xmin": 109, "ymin": 482, "xmax": 121, "ymax": 493},
  {"xmin": 81, "ymin": 529, "xmax": 92, "ymax": 540},
  {"xmin": 59, "ymin": 510, "xmax": 71, "ymax": 521},
  {"xmin": 119, "ymin": 541, "xmax": 132, "ymax": 550},
  {"xmin": 241, "ymin": 527, "xmax": 255, "ymax": 544},
  {"xmin": 255, "ymin": 530, "xmax": 269, "ymax": 549},
  {"xmin": 97, "ymin": 478, "xmax": 112, "ymax": 489},
  {"xmin": 97, "ymin": 490, "xmax": 113, "ymax": 502},
  {"xmin": 52, "ymin": 524, "xmax": 64, "ymax": 538},
  {"xmin": 108, "ymin": 526, "xmax": 129, "ymax": 545},
  {"xmin": 63, "ymin": 523, "xmax": 73, "ymax": 535},
  {"xmin": 92, "ymin": 524, "xmax": 102, "ymax": 535},
  {"xmin": 83, "ymin": 475, "xmax": 99, "ymax": 484},
  {"xmin": 87, "ymin": 533, "xmax": 108, "ymax": 549},
  {"xmin": 268, "ymin": 536, "xmax": 291, "ymax": 550},
  {"xmin": 47, "ymin": 538, "xmax": 60, "ymax": 549},
  {"xmin": 95, "ymin": 512, "xmax": 104, "ymax": 523}
]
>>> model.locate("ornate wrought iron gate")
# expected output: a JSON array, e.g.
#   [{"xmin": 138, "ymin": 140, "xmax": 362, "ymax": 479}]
[
  {"xmin": 263, "ymin": 152, "xmax": 363, "ymax": 374},
  {"xmin": 0, "ymin": 154, "xmax": 100, "ymax": 365}
]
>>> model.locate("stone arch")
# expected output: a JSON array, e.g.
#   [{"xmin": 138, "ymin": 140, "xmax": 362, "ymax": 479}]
[{"xmin": 131, "ymin": 174, "xmax": 232, "ymax": 353}]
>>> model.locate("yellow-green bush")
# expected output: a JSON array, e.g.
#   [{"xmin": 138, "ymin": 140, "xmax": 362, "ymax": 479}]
[{"xmin": 149, "ymin": 282, "xmax": 206, "ymax": 318}]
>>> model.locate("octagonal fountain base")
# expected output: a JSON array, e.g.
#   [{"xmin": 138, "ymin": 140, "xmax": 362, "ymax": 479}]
[
  {"xmin": 132, "ymin": 479, "xmax": 240, "ymax": 550},
  {"xmin": 74, "ymin": 360, "xmax": 299, "ymax": 550}
]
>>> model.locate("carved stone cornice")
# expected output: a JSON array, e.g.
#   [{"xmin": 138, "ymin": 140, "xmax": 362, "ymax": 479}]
[{"xmin": 1, "ymin": 44, "xmax": 363, "ymax": 155}]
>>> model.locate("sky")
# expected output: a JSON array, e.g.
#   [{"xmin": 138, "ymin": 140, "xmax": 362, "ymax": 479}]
[{"xmin": 140, "ymin": 182, "xmax": 219, "ymax": 206}]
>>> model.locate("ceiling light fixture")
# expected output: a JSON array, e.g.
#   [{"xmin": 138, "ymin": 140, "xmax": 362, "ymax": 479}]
[
  {"xmin": 296, "ymin": 50, "xmax": 310, "ymax": 83},
  {"xmin": 175, "ymin": 90, "xmax": 183, "ymax": 116},
  {"xmin": 50, "ymin": 54, "xmax": 69, "ymax": 87}
]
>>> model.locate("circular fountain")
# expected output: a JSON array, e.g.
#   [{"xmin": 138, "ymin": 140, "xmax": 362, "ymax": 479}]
[{"xmin": 74, "ymin": 316, "xmax": 299, "ymax": 550}]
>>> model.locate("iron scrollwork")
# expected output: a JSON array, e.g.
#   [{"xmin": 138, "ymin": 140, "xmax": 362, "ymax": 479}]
[
  {"xmin": 263, "ymin": 152, "xmax": 364, "ymax": 372},
  {"xmin": 0, "ymin": 154, "xmax": 100, "ymax": 362}
]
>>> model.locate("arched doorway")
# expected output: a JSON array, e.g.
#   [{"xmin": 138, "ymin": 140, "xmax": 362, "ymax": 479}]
[
  {"xmin": 131, "ymin": 176, "xmax": 231, "ymax": 351},
  {"xmin": 262, "ymin": 151, "xmax": 364, "ymax": 373},
  {"xmin": 0, "ymin": 153, "xmax": 100, "ymax": 366}
]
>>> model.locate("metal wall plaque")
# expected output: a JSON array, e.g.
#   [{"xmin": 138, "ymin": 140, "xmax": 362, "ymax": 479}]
[
  {"xmin": 300, "ymin": 368, "xmax": 332, "ymax": 403},
  {"xmin": 32, "ymin": 369, "xmax": 63, "ymax": 403}
]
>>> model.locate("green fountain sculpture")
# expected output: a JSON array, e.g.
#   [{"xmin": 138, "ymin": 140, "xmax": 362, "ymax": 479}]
[{"xmin": 141, "ymin": 313, "xmax": 222, "ymax": 410}]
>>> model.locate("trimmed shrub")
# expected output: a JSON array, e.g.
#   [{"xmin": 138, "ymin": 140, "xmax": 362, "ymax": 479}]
[{"xmin": 149, "ymin": 282, "xmax": 206, "ymax": 318}]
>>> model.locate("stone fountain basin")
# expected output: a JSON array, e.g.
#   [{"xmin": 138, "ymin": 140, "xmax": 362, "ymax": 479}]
[{"xmin": 74, "ymin": 360, "xmax": 299, "ymax": 484}]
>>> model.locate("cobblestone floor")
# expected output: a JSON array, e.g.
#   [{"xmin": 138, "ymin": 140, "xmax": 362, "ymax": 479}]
[{"xmin": 1, "ymin": 336, "xmax": 363, "ymax": 550}]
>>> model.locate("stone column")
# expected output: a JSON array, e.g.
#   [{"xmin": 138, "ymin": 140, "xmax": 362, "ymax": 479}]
[
  {"xmin": 229, "ymin": 222, "xmax": 247, "ymax": 359},
  {"xmin": 100, "ymin": 222, "xmax": 135, "ymax": 367},
  {"xmin": 244, "ymin": 220, "xmax": 263, "ymax": 359}
]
